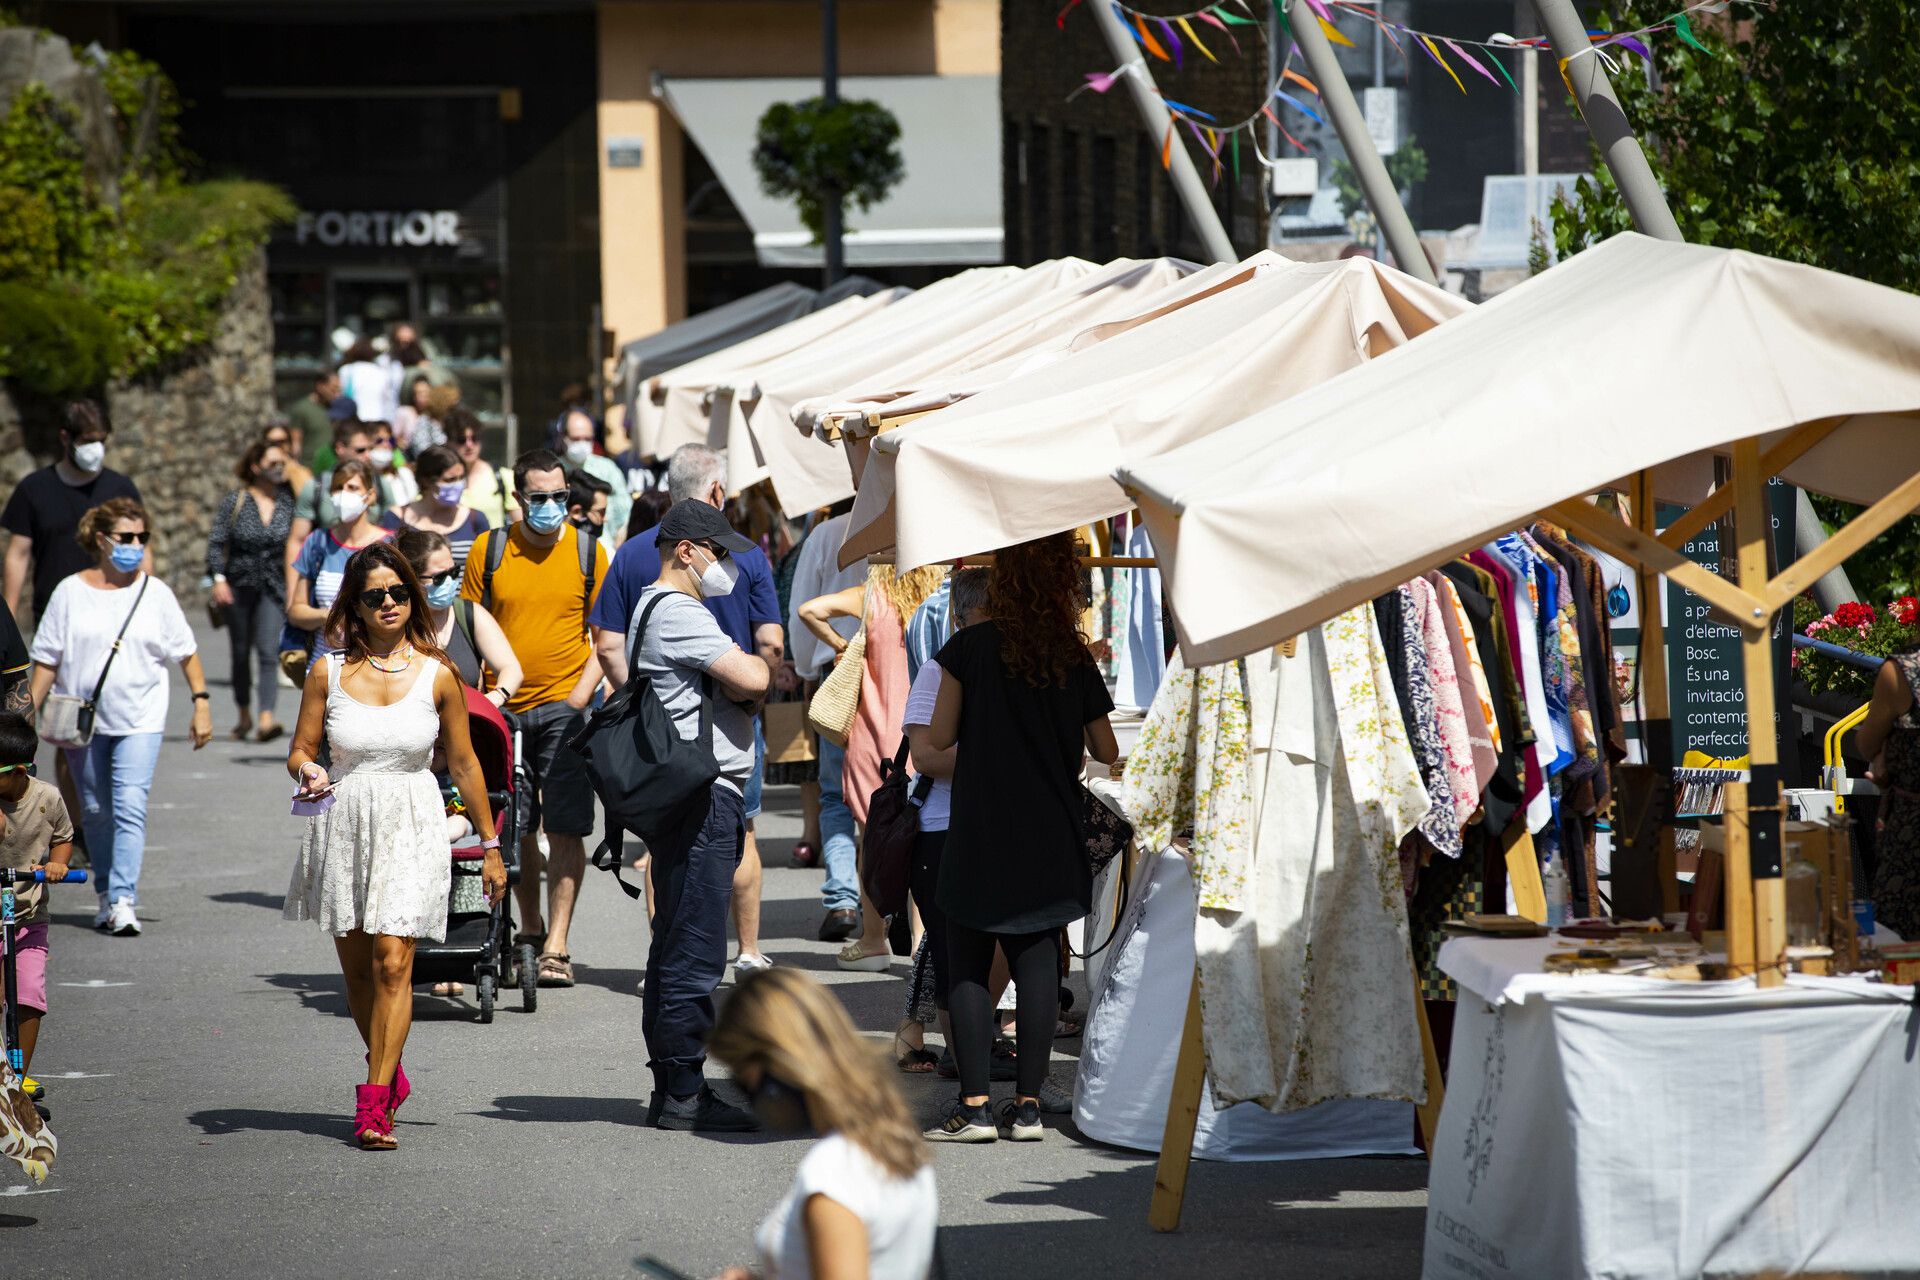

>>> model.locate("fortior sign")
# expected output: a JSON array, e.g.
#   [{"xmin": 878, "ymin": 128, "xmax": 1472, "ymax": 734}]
[{"xmin": 294, "ymin": 210, "xmax": 462, "ymax": 248}]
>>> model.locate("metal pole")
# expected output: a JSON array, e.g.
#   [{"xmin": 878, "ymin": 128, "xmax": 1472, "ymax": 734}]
[
  {"xmin": 1287, "ymin": 0, "xmax": 1435, "ymax": 286},
  {"xmin": 1527, "ymin": 0, "xmax": 1681, "ymax": 241},
  {"xmin": 1264, "ymin": 4, "xmax": 1281, "ymax": 244},
  {"xmin": 821, "ymin": 0, "xmax": 845, "ymax": 285},
  {"xmin": 1089, "ymin": 0, "xmax": 1235, "ymax": 264}
]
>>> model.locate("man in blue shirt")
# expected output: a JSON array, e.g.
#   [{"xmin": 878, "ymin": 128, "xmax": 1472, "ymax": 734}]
[{"xmin": 591, "ymin": 445, "xmax": 783, "ymax": 975}]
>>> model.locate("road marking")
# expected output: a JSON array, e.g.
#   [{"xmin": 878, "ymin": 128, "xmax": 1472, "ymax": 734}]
[
  {"xmin": 0, "ymin": 1186, "xmax": 60, "ymax": 1197},
  {"xmin": 42, "ymin": 1071, "xmax": 112, "ymax": 1079},
  {"xmin": 57, "ymin": 981, "xmax": 132, "ymax": 989}
]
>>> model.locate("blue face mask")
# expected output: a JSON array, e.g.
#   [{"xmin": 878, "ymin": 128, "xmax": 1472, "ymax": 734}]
[
  {"xmin": 524, "ymin": 499, "xmax": 567, "ymax": 533},
  {"xmin": 109, "ymin": 542, "xmax": 144, "ymax": 573},
  {"xmin": 426, "ymin": 577, "xmax": 460, "ymax": 609}
]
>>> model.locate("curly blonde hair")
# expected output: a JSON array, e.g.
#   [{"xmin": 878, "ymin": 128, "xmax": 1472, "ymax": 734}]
[
  {"xmin": 988, "ymin": 532, "xmax": 1092, "ymax": 688},
  {"xmin": 870, "ymin": 563, "xmax": 947, "ymax": 629},
  {"xmin": 708, "ymin": 969, "xmax": 927, "ymax": 1180}
]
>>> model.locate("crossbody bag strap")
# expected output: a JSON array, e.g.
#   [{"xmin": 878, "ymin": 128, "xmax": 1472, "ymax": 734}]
[
  {"xmin": 88, "ymin": 576, "xmax": 151, "ymax": 711},
  {"xmin": 480, "ymin": 527, "xmax": 508, "ymax": 613}
]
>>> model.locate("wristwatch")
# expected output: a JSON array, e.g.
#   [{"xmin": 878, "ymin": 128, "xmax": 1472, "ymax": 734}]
[{"xmin": 192, "ymin": 691, "xmax": 211, "ymax": 701}]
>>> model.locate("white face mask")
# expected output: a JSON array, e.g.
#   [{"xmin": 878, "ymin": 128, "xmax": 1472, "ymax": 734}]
[
  {"xmin": 333, "ymin": 489, "xmax": 369, "ymax": 523},
  {"xmin": 369, "ymin": 446, "xmax": 395, "ymax": 470},
  {"xmin": 71, "ymin": 440, "xmax": 106, "ymax": 472},
  {"xmin": 565, "ymin": 439, "xmax": 593, "ymax": 464},
  {"xmin": 693, "ymin": 547, "xmax": 740, "ymax": 599}
]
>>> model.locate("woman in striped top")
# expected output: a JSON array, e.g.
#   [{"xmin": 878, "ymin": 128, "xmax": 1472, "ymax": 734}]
[{"xmin": 379, "ymin": 445, "xmax": 490, "ymax": 572}]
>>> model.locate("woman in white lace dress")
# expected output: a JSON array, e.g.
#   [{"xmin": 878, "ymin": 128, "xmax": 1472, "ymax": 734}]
[{"xmin": 283, "ymin": 541, "xmax": 505, "ymax": 1149}]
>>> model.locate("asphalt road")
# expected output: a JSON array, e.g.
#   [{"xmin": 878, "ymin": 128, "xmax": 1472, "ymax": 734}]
[{"xmin": 2, "ymin": 625, "xmax": 1428, "ymax": 1278}]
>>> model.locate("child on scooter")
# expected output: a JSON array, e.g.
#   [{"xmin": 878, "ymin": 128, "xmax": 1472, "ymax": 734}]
[{"xmin": 0, "ymin": 712, "xmax": 75, "ymax": 1097}]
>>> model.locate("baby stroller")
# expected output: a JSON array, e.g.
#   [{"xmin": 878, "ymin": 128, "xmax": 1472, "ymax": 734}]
[{"xmin": 413, "ymin": 686, "xmax": 536, "ymax": 1023}]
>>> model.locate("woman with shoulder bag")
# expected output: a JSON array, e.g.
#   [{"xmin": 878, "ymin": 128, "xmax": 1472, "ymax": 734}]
[
  {"xmin": 29, "ymin": 499, "xmax": 214, "ymax": 936},
  {"xmin": 921, "ymin": 534, "xmax": 1117, "ymax": 1144},
  {"xmin": 208, "ymin": 437, "xmax": 296, "ymax": 742}
]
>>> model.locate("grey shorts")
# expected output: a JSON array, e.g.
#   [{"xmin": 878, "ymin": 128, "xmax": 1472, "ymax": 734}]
[{"xmin": 514, "ymin": 699, "xmax": 596, "ymax": 837}]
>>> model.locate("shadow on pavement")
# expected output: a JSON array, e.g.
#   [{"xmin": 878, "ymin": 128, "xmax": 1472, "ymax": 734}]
[
  {"xmin": 188, "ymin": 1107, "xmax": 351, "ymax": 1140},
  {"xmin": 209, "ymin": 890, "xmax": 285, "ymax": 911},
  {"xmin": 473, "ymin": 1094, "xmax": 652, "ymax": 1127}
]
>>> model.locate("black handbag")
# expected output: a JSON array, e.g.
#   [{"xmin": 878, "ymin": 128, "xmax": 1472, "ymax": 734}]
[
  {"xmin": 861, "ymin": 737, "xmax": 933, "ymax": 918},
  {"xmin": 1083, "ymin": 782, "xmax": 1133, "ymax": 874},
  {"xmin": 570, "ymin": 593, "xmax": 721, "ymax": 899}
]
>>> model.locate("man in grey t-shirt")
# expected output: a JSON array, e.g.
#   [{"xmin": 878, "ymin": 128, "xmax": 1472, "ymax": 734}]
[{"xmin": 628, "ymin": 500, "xmax": 769, "ymax": 1132}]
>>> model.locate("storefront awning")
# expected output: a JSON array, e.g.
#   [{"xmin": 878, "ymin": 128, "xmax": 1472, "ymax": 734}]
[{"xmin": 659, "ymin": 75, "xmax": 1001, "ymax": 269}]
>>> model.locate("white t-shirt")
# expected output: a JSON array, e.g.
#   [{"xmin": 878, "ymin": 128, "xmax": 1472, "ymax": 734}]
[
  {"xmin": 755, "ymin": 1134, "xmax": 938, "ymax": 1280},
  {"xmin": 29, "ymin": 573, "xmax": 197, "ymax": 735},
  {"xmin": 902, "ymin": 661, "xmax": 950, "ymax": 833}
]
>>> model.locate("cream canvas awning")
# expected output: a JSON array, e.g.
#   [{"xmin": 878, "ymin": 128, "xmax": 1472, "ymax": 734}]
[
  {"xmin": 1116, "ymin": 234, "xmax": 1920, "ymax": 667},
  {"xmin": 638, "ymin": 285, "xmax": 912, "ymax": 458},
  {"xmin": 660, "ymin": 75, "xmax": 1002, "ymax": 269},
  {"xmin": 843, "ymin": 255, "xmax": 1469, "ymax": 570}
]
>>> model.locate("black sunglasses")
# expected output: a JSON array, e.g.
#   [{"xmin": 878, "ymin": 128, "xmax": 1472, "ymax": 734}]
[
  {"xmin": 356, "ymin": 585, "xmax": 412, "ymax": 609},
  {"xmin": 108, "ymin": 531, "xmax": 151, "ymax": 545},
  {"xmin": 426, "ymin": 570, "xmax": 456, "ymax": 588},
  {"xmin": 522, "ymin": 489, "xmax": 569, "ymax": 505},
  {"xmin": 697, "ymin": 541, "xmax": 732, "ymax": 561}
]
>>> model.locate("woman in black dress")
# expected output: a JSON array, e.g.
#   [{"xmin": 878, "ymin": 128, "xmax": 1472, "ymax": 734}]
[
  {"xmin": 1856, "ymin": 649, "xmax": 1920, "ymax": 938},
  {"xmin": 923, "ymin": 533, "xmax": 1118, "ymax": 1143},
  {"xmin": 207, "ymin": 437, "xmax": 296, "ymax": 741}
]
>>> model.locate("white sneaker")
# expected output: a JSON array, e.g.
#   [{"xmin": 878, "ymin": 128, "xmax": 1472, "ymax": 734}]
[
  {"xmin": 108, "ymin": 899, "xmax": 141, "ymax": 936},
  {"xmin": 734, "ymin": 952, "xmax": 774, "ymax": 978},
  {"xmin": 93, "ymin": 895, "xmax": 112, "ymax": 930}
]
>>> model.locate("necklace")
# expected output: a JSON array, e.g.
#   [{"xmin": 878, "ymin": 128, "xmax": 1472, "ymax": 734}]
[{"xmin": 366, "ymin": 643, "xmax": 414, "ymax": 674}]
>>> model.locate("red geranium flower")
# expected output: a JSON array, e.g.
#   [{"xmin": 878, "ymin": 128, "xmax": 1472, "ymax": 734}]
[
  {"xmin": 1893, "ymin": 596, "xmax": 1920, "ymax": 626},
  {"xmin": 1834, "ymin": 602, "xmax": 1877, "ymax": 629}
]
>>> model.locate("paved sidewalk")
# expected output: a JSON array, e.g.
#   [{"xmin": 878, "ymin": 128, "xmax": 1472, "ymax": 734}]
[{"xmin": 4, "ymin": 625, "xmax": 1428, "ymax": 1278}]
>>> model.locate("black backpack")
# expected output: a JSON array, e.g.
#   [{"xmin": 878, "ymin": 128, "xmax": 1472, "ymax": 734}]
[{"xmin": 568, "ymin": 593, "xmax": 720, "ymax": 899}]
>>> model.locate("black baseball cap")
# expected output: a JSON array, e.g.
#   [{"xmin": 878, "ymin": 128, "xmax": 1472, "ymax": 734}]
[{"xmin": 656, "ymin": 499, "xmax": 755, "ymax": 554}]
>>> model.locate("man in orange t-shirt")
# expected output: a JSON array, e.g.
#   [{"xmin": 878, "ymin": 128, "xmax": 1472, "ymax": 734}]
[{"xmin": 462, "ymin": 449, "xmax": 609, "ymax": 988}]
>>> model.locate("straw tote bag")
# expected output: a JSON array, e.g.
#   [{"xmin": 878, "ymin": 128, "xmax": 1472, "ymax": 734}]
[{"xmin": 807, "ymin": 626, "xmax": 865, "ymax": 749}]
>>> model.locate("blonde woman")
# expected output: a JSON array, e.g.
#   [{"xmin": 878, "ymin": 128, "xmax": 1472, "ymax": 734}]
[{"xmin": 708, "ymin": 968, "xmax": 938, "ymax": 1280}]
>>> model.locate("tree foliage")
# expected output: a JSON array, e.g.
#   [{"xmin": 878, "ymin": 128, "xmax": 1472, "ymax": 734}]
[
  {"xmin": 0, "ymin": 22, "xmax": 294, "ymax": 392},
  {"xmin": 1550, "ymin": 2, "xmax": 1920, "ymax": 602},
  {"xmin": 1329, "ymin": 138, "xmax": 1430, "ymax": 222},
  {"xmin": 753, "ymin": 97, "xmax": 905, "ymax": 243}
]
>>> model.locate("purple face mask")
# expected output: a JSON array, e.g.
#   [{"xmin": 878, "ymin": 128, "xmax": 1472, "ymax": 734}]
[{"xmin": 435, "ymin": 481, "xmax": 465, "ymax": 505}]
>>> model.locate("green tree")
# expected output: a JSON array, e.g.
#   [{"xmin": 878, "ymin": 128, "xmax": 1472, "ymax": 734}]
[
  {"xmin": 1551, "ymin": 3, "xmax": 1920, "ymax": 602},
  {"xmin": 753, "ymin": 97, "xmax": 904, "ymax": 243}
]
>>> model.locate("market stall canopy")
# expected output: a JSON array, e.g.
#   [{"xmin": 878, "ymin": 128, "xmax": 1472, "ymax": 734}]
[
  {"xmin": 616, "ymin": 278, "xmax": 886, "ymax": 430},
  {"xmin": 659, "ymin": 75, "xmax": 1001, "ymax": 269},
  {"xmin": 1116, "ymin": 234, "xmax": 1920, "ymax": 667},
  {"xmin": 843, "ymin": 255, "xmax": 1468, "ymax": 570},
  {"xmin": 722, "ymin": 259, "xmax": 1123, "ymax": 509},
  {"xmin": 794, "ymin": 255, "xmax": 1205, "ymax": 435},
  {"xmin": 638, "ymin": 285, "xmax": 912, "ymax": 458}
]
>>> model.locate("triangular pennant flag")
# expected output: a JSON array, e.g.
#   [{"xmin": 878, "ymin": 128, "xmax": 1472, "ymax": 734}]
[
  {"xmin": 1055, "ymin": 0, "xmax": 1083, "ymax": 29},
  {"xmin": 1317, "ymin": 14, "xmax": 1357, "ymax": 47},
  {"xmin": 1230, "ymin": 128, "xmax": 1241, "ymax": 184},
  {"xmin": 1302, "ymin": 0, "xmax": 1332, "ymax": 19},
  {"xmin": 1281, "ymin": 67, "xmax": 1320, "ymax": 97},
  {"xmin": 1177, "ymin": 16, "xmax": 1218, "ymax": 63},
  {"xmin": 1162, "ymin": 98, "xmax": 1219, "ymax": 121},
  {"xmin": 1262, "ymin": 104, "xmax": 1309, "ymax": 154},
  {"xmin": 1162, "ymin": 121, "xmax": 1175, "ymax": 170},
  {"xmin": 1213, "ymin": 6, "xmax": 1259, "ymax": 29},
  {"xmin": 1444, "ymin": 37, "xmax": 1503, "ymax": 86},
  {"xmin": 1198, "ymin": 11, "xmax": 1242, "ymax": 56},
  {"xmin": 1157, "ymin": 17, "xmax": 1185, "ymax": 69},
  {"xmin": 1486, "ymin": 46, "xmax": 1521, "ymax": 93},
  {"xmin": 1273, "ymin": 88, "xmax": 1326, "ymax": 124},
  {"xmin": 1420, "ymin": 34, "xmax": 1467, "ymax": 93},
  {"xmin": 1673, "ymin": 12, "xmax": 1712, "ymax": 54},
  {"xmin": 1137, "ymin": 13, "xmax": 1172, "ymax": 61}
]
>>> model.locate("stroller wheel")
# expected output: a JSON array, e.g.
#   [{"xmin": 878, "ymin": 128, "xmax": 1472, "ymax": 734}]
[
  {"xmin": 519, "ymin": 943, "xmax": 539, "ymax": 1013},
  {"xmin": 477, "ymin": 972, "xmax": 497, "ymax": 1024}
]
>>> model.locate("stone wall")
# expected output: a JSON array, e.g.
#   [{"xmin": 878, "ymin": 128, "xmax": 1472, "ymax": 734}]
[{"xmin": 0, "ymin": 250, "xmax": 275, "ymax": 622}]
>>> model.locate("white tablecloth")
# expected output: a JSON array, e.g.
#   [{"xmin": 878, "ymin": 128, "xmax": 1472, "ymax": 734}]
[
  {"xmin": 1074, "ymin": 843, "xmax": 1417, "ymax": 1162},
  {"xmin": 1423, "ymin": 935, "xmax": 1920, "ymax": 1280}
]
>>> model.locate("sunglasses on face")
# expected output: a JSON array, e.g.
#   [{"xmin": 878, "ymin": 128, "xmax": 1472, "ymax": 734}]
[
  {"xmin": 425, "ymin": 570, "xmax": 456, "ymax": 589},
  {"xmin": 356, "ymin": 585, "xmax": 412, "ymax": 609},
  {"xmin": 522, "ymin": 489, "xmax": 568, "ymax": 505},
  {"xmin": 108, "ymin": 531, "xmax": 151, "ymax": 545},
  {"xmin": 452, "ymin": 435, "xmax": 481, "ymax": 447}
]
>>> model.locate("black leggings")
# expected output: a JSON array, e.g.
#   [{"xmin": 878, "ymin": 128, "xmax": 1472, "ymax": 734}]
[
  {"xmin": 947, "ymin": 921, "xmax": 1059, "ymax": 1099},
  {"xmin": 908, "ymin": 831, "xmax": 951, "ymax": 1011}
]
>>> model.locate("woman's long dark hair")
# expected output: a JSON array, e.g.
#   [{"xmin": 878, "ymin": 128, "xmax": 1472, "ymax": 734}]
[
  {"xmin": 988, "ymin": 532, "xmax": 1093, "ymax": 688},
  {"xmin": 325, "ymin": 541, "xmax": 450, "ymax": 666}
]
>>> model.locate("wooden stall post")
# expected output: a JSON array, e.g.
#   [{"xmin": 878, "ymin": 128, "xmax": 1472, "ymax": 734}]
[
  {"xmin": 1631, "ymin": 470, "xmax": 1682, "ymax": 914},
  {"xmin": 1150, "ymin": 968, "xmax": 1208, "ymax": 1233},
  {"xmin": 1732, "ymin": 440, "xmax": 1788, "ymax": 985}
]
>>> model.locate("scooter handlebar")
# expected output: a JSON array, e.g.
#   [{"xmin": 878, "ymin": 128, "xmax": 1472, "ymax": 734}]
[{"xmin": 32, "ymin": 870, "xmax": 90, "ymax": 883}]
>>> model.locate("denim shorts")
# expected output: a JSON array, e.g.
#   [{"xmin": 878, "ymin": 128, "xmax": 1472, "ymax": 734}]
[{"xmin": 742, "ymin": 718, "xmax": 766, "ymax": 822}]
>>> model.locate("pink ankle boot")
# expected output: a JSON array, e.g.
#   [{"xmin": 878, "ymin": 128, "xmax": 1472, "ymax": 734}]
[
  {"xmin": 366, "ymin": 1054, "xmax": 411, "ymax": 1123},
  {"xmin": 353, "ymin": 1084, "xmax": 396, "ymax": 1149}
]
